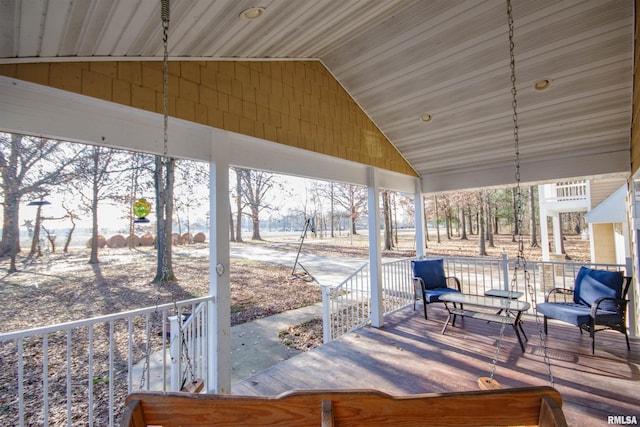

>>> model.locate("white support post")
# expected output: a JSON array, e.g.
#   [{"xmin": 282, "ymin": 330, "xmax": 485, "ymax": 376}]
[
  {"xmin": 367, "ymin": 167, "xmax": 384, "ymax": 328},
  {"xmin": 414, "ymin": 178, "xmax": 425, "ymax": 258},
  {"xmin": 538, "ymin": 186, "xmax": 550, "ymax": 261},
  {"xmin": 209, "ymin": 132, "xmax": 231, "ymax": 394},
  {"xmin": 552, "ymin": 213, "xmax": 562, "ymax": 255}
]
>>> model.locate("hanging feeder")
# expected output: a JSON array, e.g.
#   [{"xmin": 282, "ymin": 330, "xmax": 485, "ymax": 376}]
[{"xmin": 133, "ymin": 198, "xmax": 151, "ymax": 223}]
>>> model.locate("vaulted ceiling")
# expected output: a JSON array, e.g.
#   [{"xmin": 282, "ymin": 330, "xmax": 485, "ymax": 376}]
[{"xmin": 0, "ymin": 0, "xmax": 634, "ymax": 192}]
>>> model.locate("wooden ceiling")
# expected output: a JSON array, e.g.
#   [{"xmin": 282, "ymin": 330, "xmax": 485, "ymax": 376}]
[{"xmin": 0, "ymin": 0, "xmax": 633, "ymax": 191}]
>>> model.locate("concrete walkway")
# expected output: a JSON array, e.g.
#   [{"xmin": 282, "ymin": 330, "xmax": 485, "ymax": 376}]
[{"xmin": 133, "ymin": 244, "xmax": 366, "ymax": 390}]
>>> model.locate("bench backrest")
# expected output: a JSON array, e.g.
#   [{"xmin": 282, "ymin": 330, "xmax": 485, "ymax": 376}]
[{"xmin": 121, "ymin": 386, "xmax": 567, "ymax": 427}]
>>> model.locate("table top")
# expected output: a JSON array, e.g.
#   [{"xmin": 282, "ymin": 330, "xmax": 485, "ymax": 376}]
[
  {"xmin": 484, "ymin": 289, "xmax": 524, "ymax": 299},
  {"xmin": 440, "ymin": 293, "xmax": 530, "ymax": 312}
]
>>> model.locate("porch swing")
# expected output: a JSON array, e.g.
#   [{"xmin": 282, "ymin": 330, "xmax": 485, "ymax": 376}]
[{"xmin": 120, "ymin": 1, "xmax": 567, "ymax": 426}]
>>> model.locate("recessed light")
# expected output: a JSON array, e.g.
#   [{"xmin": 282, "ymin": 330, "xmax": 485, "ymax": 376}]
[
  {"xmin": 533, "ymin": 79, "xmax": 551, "ymax": 91},
  {"xmin": 420, "ymin": 113, "xmax": 432, "ymax": 122},
  {"xmin": 240, "ymin": 7, "xmax": 265, "ymax": 20}
]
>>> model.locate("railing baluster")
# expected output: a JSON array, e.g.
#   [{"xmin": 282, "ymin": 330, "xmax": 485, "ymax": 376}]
[
  {"xmin": 66, "ymin": 330, "xmax": 72, "ymax": 427},
  {"xmin": 109, "ymin": 321, "xmax": 115, "ymax": 427},
  {"xmin": 43, "ymin": 334, "xmax": 48, "ymax": 426},
  {"xmin": 88, "ymin": 325, "xmax": 94, "ymax": 427},
  {"xmin": 18, "ymin": 338, "xmax": 24, "ymax": 427}
]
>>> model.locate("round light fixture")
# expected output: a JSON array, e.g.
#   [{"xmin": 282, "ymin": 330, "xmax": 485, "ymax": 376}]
[
  {"xmin": 240, "ymin": 7, "xmax": 265, "ymax": 20},
  {"xmin": 420, "ymin": 113, "xmax": 432, "ymax": 122},
  {"xmin": 533, "ymin": 79, "xmax": 551, "ymax": 91}
]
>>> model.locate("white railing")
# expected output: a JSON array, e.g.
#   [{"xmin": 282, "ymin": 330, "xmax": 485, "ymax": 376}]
[
  {"xmin": 322, "ymin": 263, "xmax": 370, "ymax": 342},
  {"xmin": 169, "ymin": 301, "xmax": 208, "ymax": 391},
  {"xmin": 0, "ymin": 296, "xmax": 213, "ymax": 427},
  {"xmin": 322, "ymin": 255, "xmax": 629, "ymax": 342},
  {"xmin": 541, "ymin": 181, "xmax": 588, "ymax": 203}
]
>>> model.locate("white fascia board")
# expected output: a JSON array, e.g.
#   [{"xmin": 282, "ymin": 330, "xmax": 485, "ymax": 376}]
[
  {"xmin": 0, "ymin": 76, "xmax": 417, "ymax": 192},
  {"xmin": 421, "ymin": 151, "xmax": 631, "ymax": 193},
  {"xmin": 226, "ymin": 132, "xmax": 416, "ymax": 192},
  {"xmin": 585, "ymin": 185, "xmax": 627, "ymax": 224}
]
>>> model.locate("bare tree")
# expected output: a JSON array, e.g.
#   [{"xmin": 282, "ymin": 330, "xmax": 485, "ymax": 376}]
[
  {"xmin": 333, "ymin": 184, "xmax": 367, "ymax": 235},
  {"xmin": 174, "ymin": 160, "xmax": 209, "ymax": 241},
  {"xmin": 0, "ymin": 134, "xmax": 83, "ymax": 272},
  {"xmin": 71, "ymin": 145, "xmax": 126, "ymax": 264},
  {"xmin": 241, "ymin": 169, "xmax": 277, "ymax": 241}
]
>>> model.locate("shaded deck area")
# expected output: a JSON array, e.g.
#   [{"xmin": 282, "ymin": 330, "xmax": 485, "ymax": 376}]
[{"xmin": 233, "ymin": 305, "xmax": 640, "ymax": 427}]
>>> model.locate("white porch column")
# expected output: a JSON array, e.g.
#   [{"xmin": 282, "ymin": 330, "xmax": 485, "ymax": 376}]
[
  {"xmin": 551, "ymin": 213, "xmax": 562, "ymax": 255},
  {"xmin": 208, "ymin": 132, "xmax": 231, "ymax": 393},
  {"xmin": 538, "ymin": 186, "xmax": 550, "ymax": 261},
  {"xmin": 414, "ymin": 178, "xmax": 425, "ymax": 258},
  {"xmin": 367, "ymin": 167, "xmax": 384, "ymax": 327}
]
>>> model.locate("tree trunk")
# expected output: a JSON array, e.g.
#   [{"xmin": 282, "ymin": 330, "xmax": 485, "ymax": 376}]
[
  {"xmin": 434, "ymin": 195, "xmax": 441, "ymax": 243},
  {"xmin": 460, "ymin": 208, "xmax": 468, "ymax": 240},
  {"xmin": 330, "ymin": 183, "xmax": 335, "ymax": 238},
  {"xmin": 30, "ymin": 204, "xmax": 43, "ymax": 257},
  {"xmin": 529, "ymin": 185, "xmax": 539, "ymax": 247},
  {"xmin": 467, "ymin": 207, "xmax": 474, "ymax": 235},
  {"xmin": 229, "ymin": 202, "xmax": 235, "ymax": 241},
  {"xmin": 4, "ymin": 191, "xmax": 20, "ymax": 273},
  {"xmin": 486, "ymin": 197, "xmax": 494, "ymax": 248},
  {"xmin": 154, "ymin": 156, "xmax": 176, "ymax": 283},
  {"xmin": 251, "ymin": 205, "xmax": 262, "ymax": 240},
  {"xmin": 383, "ymin": 191, "xmax": 393, "ymax": 250},
  {"xmin": 89, "ymin": 149, "xmax": 100, "ymax": 264},
  {"xmin": 422, "ymin": 196, "xmax": 429, "ymax": 248},
  {"xmin": 478, "ymin": 193, "xmax": 487, "ymax": 256},
  {"xmin": 235, "ymin": 169, "xmax": 243, "ymax": 242}
]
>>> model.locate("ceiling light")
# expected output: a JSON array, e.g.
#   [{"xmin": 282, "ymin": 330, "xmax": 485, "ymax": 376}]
[
  {"xmin": 240, "ymin": 7, "xmax": 265, "ymax": 20},
  {"xmin": 533, "ymin": 79, "xmax": 551, "ymax": 91},
  {"xmin": 420, "ymin": 113, "xmax": 432, "ymax": 122}
]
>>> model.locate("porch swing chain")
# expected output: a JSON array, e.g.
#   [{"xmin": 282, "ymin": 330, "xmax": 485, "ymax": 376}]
[
  {"xmin": 488, "ymin": 0, "xmax": 554, "ymax": 387},
  {"xmin": 139, "ymin": 0, "xmax": 195, "ymax": 390}
]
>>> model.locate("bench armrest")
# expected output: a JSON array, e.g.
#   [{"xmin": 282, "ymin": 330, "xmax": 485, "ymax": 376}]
[{"xmin": 545, "ymin": 287, "xmax": 574, "ymax": 302}]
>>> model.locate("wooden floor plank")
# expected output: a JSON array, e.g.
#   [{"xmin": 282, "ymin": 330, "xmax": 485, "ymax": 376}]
[{"xmin": 232, "ymin": 305, "xmax": 640, "ymax": 427}]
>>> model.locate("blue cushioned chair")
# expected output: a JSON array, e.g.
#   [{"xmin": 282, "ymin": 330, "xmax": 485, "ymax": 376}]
[
  {"xmin": 412, "ymin": 259, "xmax": 461, "ymax": 320},
  {"xmin": 537, "ymin": 266, "xmax": 632, "ymax": 355}
]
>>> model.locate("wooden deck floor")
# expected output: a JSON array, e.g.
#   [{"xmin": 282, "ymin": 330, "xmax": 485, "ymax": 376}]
[{"xmin": 233, "ymin": 305, "xmax": 640, "ymax": 427}]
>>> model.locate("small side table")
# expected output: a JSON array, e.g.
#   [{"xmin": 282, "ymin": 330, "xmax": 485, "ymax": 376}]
[
  {"xmin": 484, "ymin": 289, "xmax": 525, "ymax": 321},
  {"xmin": 484, "ymin": 289, "xmax": 523, "ymax": 300}
]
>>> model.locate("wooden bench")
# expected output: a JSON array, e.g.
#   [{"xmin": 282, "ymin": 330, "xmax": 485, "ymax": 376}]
[{"xmin": 121, "ymin": 387, "xmax": 567, "ymax": 427}]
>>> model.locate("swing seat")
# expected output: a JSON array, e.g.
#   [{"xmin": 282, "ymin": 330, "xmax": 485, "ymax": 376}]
[
  {"xmin": 121, "ymin": 386, "xmax": 567, "ymax": 427},
  {"xmin": 537, "ymin": 267, "xmax": 631, "ymax": 355},
  {"xmin": 412, "ymin": 259, "xmax": 461, "ymax": 320}
]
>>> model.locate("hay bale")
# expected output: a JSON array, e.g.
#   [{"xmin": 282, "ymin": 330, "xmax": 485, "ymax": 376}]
[
  {"xmin": 180, "ymin": 233, "xmax": 192, "ymax": 244},
  {"xmin": 140, "ymin": 233, "xmax": 155, "ymax": 246},
  {"xmin": 87, "ymin": 235, "xmax": 107, "ymax": 248},
  {"xmin": 193, "ymin": 232, "xmax": 206, "ymax": 243},
  {"xmin": 108, "ymin": 234, "xmax": 126, "ymax": 248},
  {"xmin": 125, "ymin": 234, "xmax": 141, "ymax": 247}
]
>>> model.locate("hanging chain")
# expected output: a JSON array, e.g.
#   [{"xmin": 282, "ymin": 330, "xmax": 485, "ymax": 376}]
[
  {"xmin": 490, "ymin": 1, "xmax": 554, "ymax": 387},
  {"xmin": 139, "ymin": 0, "xmax": 172, "ymax": 390}
]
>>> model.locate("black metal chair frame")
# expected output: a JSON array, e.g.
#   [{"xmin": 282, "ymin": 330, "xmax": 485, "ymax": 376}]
[{"xmin": 542, "ymin": 276, "xmax": 632, "ymax": 354}]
